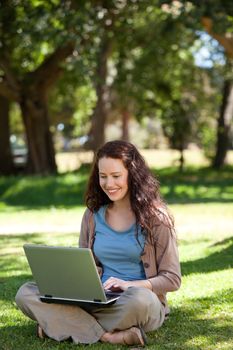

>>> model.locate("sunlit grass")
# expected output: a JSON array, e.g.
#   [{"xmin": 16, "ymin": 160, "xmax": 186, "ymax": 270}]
[{"xmin": 0, "ymin": 208, "xmax": 85, "ymax": 234}]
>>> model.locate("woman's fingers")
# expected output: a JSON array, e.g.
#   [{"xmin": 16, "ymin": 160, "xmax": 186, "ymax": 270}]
[{"xmin": 103, "ymin": 277, "xmax": 124, "ymax": 291}]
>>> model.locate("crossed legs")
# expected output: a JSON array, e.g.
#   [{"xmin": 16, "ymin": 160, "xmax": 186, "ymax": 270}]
[{"xmin": 15, "ymin": 282, "xmax": 165, "ymax": 344}]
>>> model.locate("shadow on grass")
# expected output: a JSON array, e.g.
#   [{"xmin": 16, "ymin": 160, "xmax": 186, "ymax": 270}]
[
  {"xmin": 181, "ymin": 236, "xmax": 233, "ymax": 276},
  {"xmin": 0, "ymin": 165, "xmax": 233, "ymax": 210},
  {"xmin": 154, "ymin": 166, "xmax": 233, "ymax": 204},
  {"xmin": 151, "ymin": 288, "xmax": 233, "ymax": 350},
  {"xmin": 0, "ymin": 233, "xmax": 52, "ymax": 301},
  {"xmin": 0, "ymin": 324, "xmax": 95, "ymax": 350},
  {"xmin": 0, "ymin": 172, "xmax": 87, "ymax": 209},
  {"xmin": 0, "ymin": 233, "xmax": 49, "ymax": 246},
  {"xmin": 0, "ymin": 274, "xmax": 31, "ymax": 302}
]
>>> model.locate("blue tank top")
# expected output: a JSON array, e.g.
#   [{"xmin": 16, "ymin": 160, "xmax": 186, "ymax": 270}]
[{"xmin": 93, "ymin": 205, "xmax": 146, "ymax": 283}]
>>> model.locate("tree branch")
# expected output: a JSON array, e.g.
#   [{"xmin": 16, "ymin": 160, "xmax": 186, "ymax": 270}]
[
  {"xmin": 0, "ymin": 55, "xmax": 20, "ymax": 93},
  {"xmin": 31, "ymin": 41, "xmax": 76, "ymax": 90},
  {"xmin": 0, "ymin": 80, "xmax": 20, "ymax": 101},
  {"xmin": 202, "ymin": 17, "xmax": 233, "ymax": 59}
]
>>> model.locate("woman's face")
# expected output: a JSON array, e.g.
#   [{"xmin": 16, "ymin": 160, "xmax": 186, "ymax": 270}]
[{"xmin": 98, "ymin": 157, "xmax": 129, "ymax": 202}]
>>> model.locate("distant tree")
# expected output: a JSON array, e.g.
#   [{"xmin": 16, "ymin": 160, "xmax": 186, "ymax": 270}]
[
  {"xmin": 0, "ymin": 95, "xmax": 13, "ymax": 174},
  {"xmin": 201, "ymin": 16, "xmax": 233, "ymax": 168},
  {"xmin": 111, "ymin": 2, "xmax": 201, "ymax": 168},
  {"xmin": 160, "ymin": 0, "xmax": 233, "ymax": 168},
  {"xmin": 213, "ymin": 78, "xmax": 233, "ymax": 168},
  {"xmin": 87, "ymin": 25, "xmax": 112, "ymax": 150},
  {"xmin": 162, "ymin": 99, "xmax": 195, "ymax": 171},
  {"xmin": 87, "ymin": 0, "xmax": 146, "ymax": 150}
]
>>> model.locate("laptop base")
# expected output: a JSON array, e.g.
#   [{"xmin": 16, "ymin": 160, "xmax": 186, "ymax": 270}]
[{"xmin": 40, "ymin": 295, "xmax": 119, "ymax": 308}]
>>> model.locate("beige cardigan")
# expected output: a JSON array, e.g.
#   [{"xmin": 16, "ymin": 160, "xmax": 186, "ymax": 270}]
[{"xmin": 79, "ymin": 208, "xmax": 181, "ymax": 315}]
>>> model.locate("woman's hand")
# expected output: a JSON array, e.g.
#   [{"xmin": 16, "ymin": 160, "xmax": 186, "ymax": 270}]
[
  {"xmin": 103, "ymin": 277, "xmax": 152, "ymax": 292},
  {"xmin": 103, "ymin": 277, "xmax": 132, "ymax": 291}
]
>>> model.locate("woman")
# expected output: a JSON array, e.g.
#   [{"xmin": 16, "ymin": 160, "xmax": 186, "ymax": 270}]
[{"xmin": 15, "ymin": 140, "xmax": 181, "ymax": 346}]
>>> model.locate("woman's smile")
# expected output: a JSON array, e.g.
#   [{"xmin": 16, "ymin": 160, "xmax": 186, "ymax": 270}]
[{"xmin": 107, "ymin": 189, "xmax": 119, "ymax": 195}]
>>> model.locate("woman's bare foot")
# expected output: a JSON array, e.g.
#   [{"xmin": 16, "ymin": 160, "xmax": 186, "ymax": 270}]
[
  {"xmin": 36, "ymin": 324, "xmax": 48, "ymax": 339},
  {"xmin": 100, "ymin": 326, "xmax": 147, "ymax": 346}
]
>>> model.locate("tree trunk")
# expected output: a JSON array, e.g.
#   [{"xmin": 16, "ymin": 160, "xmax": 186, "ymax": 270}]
[
  {"xmin": 178, "ymin": 146, "xmax": 185, "ymax": 173},
  {"xmin": 0, "ymin": 42, "xmax": 75, "ymax": 175},
  {"xmin": 202, "ymin": 17, "xmax": 233, "ymax": 59},
  {"xmin": 20, "ymin": 87, "xmax": 57, "ymax": 174},
  {"xmin": 121, "ymin": 109, "xmax": 130, "ymax": 141},
  {"xmin": 0, "ymin": 95, "xmax": 14, "ymax": 174},
  {"xmin": 88, "ymin": 37, "xmax": 112, "ymax": 151},
  {"xmin": 212, "ymin": 80, "xmax": 233, "ymax": 169}
]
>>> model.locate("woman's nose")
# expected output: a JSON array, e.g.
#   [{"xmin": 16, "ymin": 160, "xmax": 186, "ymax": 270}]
[{"xmin": 105, "ymin": 177, "xmax": 114, "ymax": 187}]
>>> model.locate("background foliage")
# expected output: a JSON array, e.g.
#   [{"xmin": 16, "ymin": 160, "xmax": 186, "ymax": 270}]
[{"xmin": 0, "ymin": 0, "xmax": 233, "ymax": 174}]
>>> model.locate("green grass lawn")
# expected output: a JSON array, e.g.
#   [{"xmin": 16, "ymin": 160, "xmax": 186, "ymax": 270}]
[{"xmin": 0, "ymin": 165, "xmax": 233, "ymax": 349}]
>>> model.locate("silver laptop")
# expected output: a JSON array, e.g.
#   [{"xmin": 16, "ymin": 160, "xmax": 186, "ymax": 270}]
[{"xmin": 23, "ymin": 244, "xmax": 121, "ymax": 306}]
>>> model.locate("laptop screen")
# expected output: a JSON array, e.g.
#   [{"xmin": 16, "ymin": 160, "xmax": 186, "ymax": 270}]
[{"xmin": 24, "ymin": 244, "xmax": 108, "ymax": 302}]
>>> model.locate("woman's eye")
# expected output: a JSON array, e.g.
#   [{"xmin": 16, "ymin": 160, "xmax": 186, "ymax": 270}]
[{"xmin": 113, "ymin": 175, "xmax": 120, "ymax": 178}]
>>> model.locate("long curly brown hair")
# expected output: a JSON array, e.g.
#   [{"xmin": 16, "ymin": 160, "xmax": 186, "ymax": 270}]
[{"xmin": 85, "ymin": 140, "xmax": 174, "ymax": 239}]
